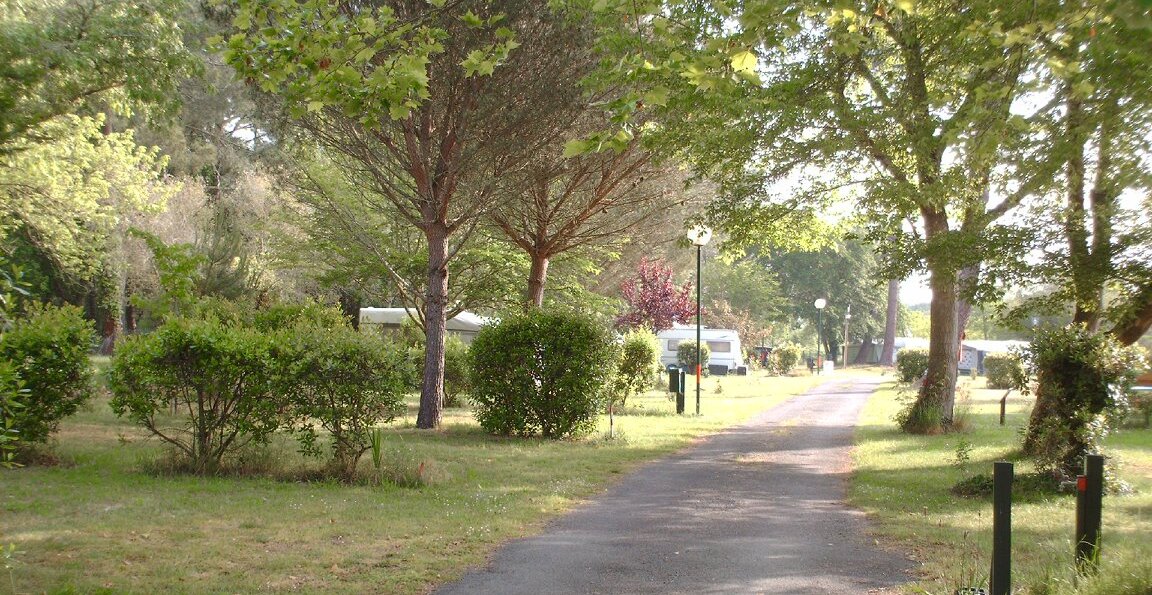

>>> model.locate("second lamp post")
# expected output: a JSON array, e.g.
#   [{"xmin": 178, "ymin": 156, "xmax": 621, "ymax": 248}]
[
  {"xmin": 688, "ymin": 225, "xmax": 712, "ymax": 415},
  {"xmin": 814, "ymin": 298, "xmax": 826, "ymax": 374}
]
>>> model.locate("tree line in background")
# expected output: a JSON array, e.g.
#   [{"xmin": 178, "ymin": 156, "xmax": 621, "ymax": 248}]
[{"xmin": 1, "ymin": 0, "xmax": 1150, "ymax": 451}]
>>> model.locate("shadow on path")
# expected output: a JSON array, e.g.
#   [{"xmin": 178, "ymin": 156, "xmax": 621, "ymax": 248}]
[{"xmin": 435, "ymin": 376, "xmax": 913, "ymax": 594}]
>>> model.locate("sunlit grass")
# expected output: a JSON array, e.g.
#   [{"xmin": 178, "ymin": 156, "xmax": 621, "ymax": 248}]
[
  {"xmin": 852, "ymin": 378, "xmax": 1152, "ymax": 594},
  {"xmin": 1, "ymin": 368, "xmax": 823, "ymax": 594}
]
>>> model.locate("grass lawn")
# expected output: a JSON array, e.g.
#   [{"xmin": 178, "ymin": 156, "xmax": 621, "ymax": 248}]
[
  {"xmin": 2, "ymin": 367, "xmax": 823, "ymax": 594},
  {"xmin": 852, "ymin": 376, "xmax": 1152, "ymax": 594}
]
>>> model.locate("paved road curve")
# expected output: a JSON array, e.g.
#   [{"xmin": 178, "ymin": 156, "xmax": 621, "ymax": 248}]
[{"xmin": 436, "ymin": 376, "xmax": 912, "ymax": 594}]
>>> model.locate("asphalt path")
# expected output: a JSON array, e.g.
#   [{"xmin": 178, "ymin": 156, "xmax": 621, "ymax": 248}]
[{"xmin": 436, "ymin": 375, "xmax": 912, "ymax": 594}]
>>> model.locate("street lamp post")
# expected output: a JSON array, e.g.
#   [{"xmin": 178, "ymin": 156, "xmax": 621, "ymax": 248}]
[
  {"xmin": 842, "ymin": 304, "xmax": 852, "ymax": 369},
  {"xmin": 814, "ymin": 298, "xmax": 827, "ymax": 374},
  {"xmin": 688, "ymin": 225, "xmax": 712, "ymax": 415}
]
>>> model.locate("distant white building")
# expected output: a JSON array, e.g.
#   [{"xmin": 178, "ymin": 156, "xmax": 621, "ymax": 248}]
[{"xmin": 358, "ymin": 307, "xmax": 491, "ymax": 344}]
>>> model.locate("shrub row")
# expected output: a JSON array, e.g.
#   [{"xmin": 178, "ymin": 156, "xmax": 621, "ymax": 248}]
[{"xmin": 109, "ymin": 304, "xmax": 406, "ymax": 478}]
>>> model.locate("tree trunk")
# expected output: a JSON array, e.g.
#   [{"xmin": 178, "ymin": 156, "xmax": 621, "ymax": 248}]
[
  {"xmin": 417, "ymin": 224, "xmax": 449, "ymax": 429},
  {"xmin": 527, "ymin": 252, "xmax": 550, "ymax": 308},
  {"xmin": 854, "ymin": 332, "xmax": 874, "ymax": 365},
  {"xmin": 879, "ymin": 279, "xmax": 899, "ymax": 366},
  {"xmin": 904, "ymin": 209, "xmax": 959, "ymax": 432},
  {"xmin": 1109, "ymin": 283, "xmax": 1152, "ymax": 345},
  {"xmin": 338, "ymin": 289, "xmax": 362, "ymax": 330}
]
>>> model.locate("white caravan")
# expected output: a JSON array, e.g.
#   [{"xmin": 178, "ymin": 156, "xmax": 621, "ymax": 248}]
[{"xmin": 656, "ymin": 325, "xmax": 744, "ymax": 371}]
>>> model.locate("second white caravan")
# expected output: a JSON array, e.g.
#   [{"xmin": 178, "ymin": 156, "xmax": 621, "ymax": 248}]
[{"xmin": 656, "ymin": 325, "xmax": 744, "ymax": 372}]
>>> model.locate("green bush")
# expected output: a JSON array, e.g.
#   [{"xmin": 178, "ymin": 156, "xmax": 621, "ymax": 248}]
[
  {"xmin": 0, "ymin": 304, "xmax": 95, "ymax": 448},
  {"xmin": 677, "ymin": 339, "xmax": 711, "ymax": 371},
  {"xmin": 1021, "ymin": 325, "xmax": 1146, "ymax": 479},
  {"xmin": 610, "ymin": 328, "xmax": 661, "ymax": 408},
  {"xmin": 279, "ymin": 325, "xmax": 406, "ymax": 480},
  {"xmin": 252, "ymin": 301, "xmax": 348, "ymax": 332},
  {"xmin": 0, "ymin": 361, "xmax": 24, "ymax": 468},
  {"xmin": 108, "ymin": 317, "xmax": 284, "ymax": 474},
  {"xmin": 404, "ymin": 333, "xmax": 472, "ymax": 408},
  {"xmin": 442, "ymin": 336, "xmax": 471, "ymax": 408},
  {"xmin": 469, "ymin": 310, "xmax": 618, "ymax": 438},
  {"xmin": 984, "ymin": 351, "xmax": 1026, "ymax": 390},
  {"xmin": 771, "ymin": 343, "xmax": 802, "ymax": 375},
  {"xmin": 895, "ymin": 348, "xmax": 930, "ymax": 383}
]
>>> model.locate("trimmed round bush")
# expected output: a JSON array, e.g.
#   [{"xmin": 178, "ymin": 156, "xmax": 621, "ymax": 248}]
[
  {"xmin": 610, "ymin": 328, "xmax": 661, "ymax": 408},
  {"xmin": 896, "ymin": 348, "xmax": 930, "ymax": 383},
  {"xmin": 469, "ymin": 310, "xmax": 618, "ymax": 438},
  {"xmin": 772, "ymin": 343, "xmax": 802, "ymax": 375},
  {"xmin": 0, "ymin": 304, "xmax": 95, "ymax": 447},
  {"xmin": 677, "ymin": 339, "xmax": 711, "ymax": 371},
  {"xmin": 984, "ymin": 352, "xmax": 1026, "ymax": 390}
]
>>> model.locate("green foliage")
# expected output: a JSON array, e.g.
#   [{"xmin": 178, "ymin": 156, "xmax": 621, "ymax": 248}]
[
  {"xmin": 896, "ymin": 348, "xmax": 930, "ymax": 383},
  {"xmin": 677, "ymin": 339, "xmax": 711, "ymax": 371},
  {"xmin": 108, "ymin": 317, "xmax": 284, "ymax": 474},
  {"xmin": 1022, "ymin": 325, "xmax": 1147, "ymax": 478},
  {"xmin": 0, "ymin": 0, "xmax": 196, "ymax": 155},
  {"xmin": 279, "ymin": 324, "xmax": 406, "ymax": 480},
  {"xmin": 443, "ymin": 336, "xmax": 472, "ymax": 408},
  {"xmin": 0, "ymin": 303, "xmax": 95, "ymax": 448},
  {"xmin": 469, "ymin": 310, "xmax": 618, "ymax": 438},
  {"xmin": 250, "ymin": 301, "xmax": 348, "ymax": 332},
  {"xmin": 769, "ymin": 343, "xmax": 802, "ymax": 376},
  {"xmin": 398, "ymin": 329, "xmax": 473, "ymax": 408},
  {"xmin": 0, "ymin": 115, "xmax": 175, "ymax": 284},
  {"xmin": 128, "ymin": 228, "xmax": 203, "ymax": 320},
  {"xmin": 610, "ymin": 328, "xmax": 661, "ymax": 408},
  {"xmin": 0, "ymin": 361, "xmax": 25, "ymax": 468},
  {"xmin": 984, "ymin": 352, "xmax": 1026, "ymax": 390}
]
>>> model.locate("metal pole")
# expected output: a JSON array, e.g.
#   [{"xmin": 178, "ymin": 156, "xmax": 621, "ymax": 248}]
[
  {"xmin": 842, "ymin": 305, "xmax": 851, "ymax": 369},
  {"xmin": 696, "ymin": 244, "xmax": 702, "ymax": 415},
  {"xmin": 990, "ymin": 461, "xmax": 1013, "ymax": 595},
  {"xmin": 816, "ymin": 306, "xmax": 822, "ymax": 374}
]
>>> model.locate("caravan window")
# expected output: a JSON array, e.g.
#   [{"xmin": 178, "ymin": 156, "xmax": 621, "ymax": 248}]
[
  {"xmin": 668, "ymin": 340, "xmax": 681, "ymax": 351},
  {"xmin": 707, "ymin": 341, "xmax": 731, "ymax": 353}
]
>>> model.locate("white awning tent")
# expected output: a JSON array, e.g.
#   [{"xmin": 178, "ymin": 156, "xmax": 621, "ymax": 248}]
[{"xmin": 358, "ymin": 307, "xmax": 491, "ymax": 344}]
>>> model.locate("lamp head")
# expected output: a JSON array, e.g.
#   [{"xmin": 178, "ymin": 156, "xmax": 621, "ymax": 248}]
[
  {"xmin": 687, "ymin": 225, "xmax": 713, "ymax": 246},
  {"xmin": 814, "ymin": 298, "xmax": 827, "ymax": 310}
]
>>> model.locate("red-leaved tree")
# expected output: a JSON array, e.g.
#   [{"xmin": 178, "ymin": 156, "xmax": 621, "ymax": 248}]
[{"xmin": 616, "ymin": 257, "xmax": 696, "ymax": 332}]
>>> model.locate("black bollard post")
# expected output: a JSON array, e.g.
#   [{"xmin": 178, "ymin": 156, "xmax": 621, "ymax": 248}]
[
  {"xmin": 990, "ymin": 461, "xmax": 1012, "ymax": 595},
  {"xmin": 677, "ymin": 370, "xmax": 686, "ymax": 415},
  {"xmin": 1075, "ymin": 454, "xmax": 1105, "ymax": 574}
]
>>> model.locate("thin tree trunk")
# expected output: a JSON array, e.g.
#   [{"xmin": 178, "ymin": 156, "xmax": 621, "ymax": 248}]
[
  {"xmin": 956, "ymin": 264, "xmax": 980, "ymax": 339},
  {"xmin": 417, "ymin": 223, "xmax": 449, "ymax": 429},
  {"xmin": 879, "ymin": 279, "xmax": 899, "ymax": 366},
  {"xmin": 339, "ymin": 288, "xmax": 362, "ymax": 330},
  {"xmin": 854, "ymin": 332, "xmax": 874, "ymax": 365},
  {"xmin": 527, "ymin": 252, "xmax": 549, "ymax": 308},
  {"xmin": 1110, "ymin": 284, "xmax": 1152, "ymax": 345}
]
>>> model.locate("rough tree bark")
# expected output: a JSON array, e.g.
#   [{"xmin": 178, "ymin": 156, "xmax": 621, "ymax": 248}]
[{"xmin": 417, "ymin": 222, "xmax": 450, "ymax": 429}]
